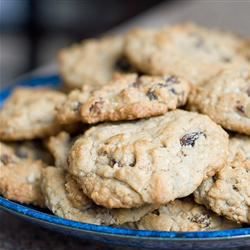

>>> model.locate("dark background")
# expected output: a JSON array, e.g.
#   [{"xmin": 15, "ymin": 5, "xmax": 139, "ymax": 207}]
[{"xmin": 0, "ymin": 0, "xmax": 168, "ymax": 84}]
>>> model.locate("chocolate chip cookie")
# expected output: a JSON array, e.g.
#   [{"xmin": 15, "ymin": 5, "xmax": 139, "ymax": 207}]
[
  {"xmin": 188, "ymin": 64, "xmax": 250, "ymax": 135},
  {"xmin": 125, "ymin": 23, "xmax": 246, "ymax": 85},
  {"xmin": 68, "ymin": 110, "xmax": 228, "ymax": 208}
]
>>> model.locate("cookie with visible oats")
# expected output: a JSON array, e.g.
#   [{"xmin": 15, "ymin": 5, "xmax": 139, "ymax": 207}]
[
  {"xmin": 59, "ymin": 36, "xmax": 135, "ymax": 90},
  {"xmin": 0, "ymin": 88, "xmax": 66, "ymax": 140},
  {"xmin": 188, "ymin": 64, "xmax": 250, "ymax": 135},
  {"xmin": 68, "ymin": 110, "xmax": 228, "ymax": 208},
  {"xmin": 125, "ymin": 23, "xmax": 246, "ymax": 85},
  {"xmin": 194, "ymin": 135, "xmax": 250, "ymax": 224},
  {"xmin": 57, "ymin": 73, "xmax": 190, "ymax": 124},
  {"xmin": 0, "ymin": 142, "xmax": 46, "ymax": 206},
  {"xmin": 134, "ymin": 199, "xmax": 240, "ymax": 231},
  {"xmin": 41, "ymin": 167, "xmax": 155, "ymax": 225}
]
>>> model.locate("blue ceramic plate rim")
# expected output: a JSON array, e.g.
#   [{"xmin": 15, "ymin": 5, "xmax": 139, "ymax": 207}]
[{"xmin": 0, "ymin": 74, "xmax": 249, "ymax": 241}]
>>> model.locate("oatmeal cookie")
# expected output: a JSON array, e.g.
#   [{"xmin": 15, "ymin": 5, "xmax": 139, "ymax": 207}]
[
  {"xmin": 125, "ymin": 23, "xmax": 246, "ymax": 85},
  {"xmin": 57, "ymin": 73, "xmax": 190, "ymax": 124},
  {"xmin": 194, "ymin": 135, "xmax": 250, "ymax": 224},
  {"xmin": 59, "ymin": 36, "xmax": 134, "ymax": 89},
  {"xmin": 68, "ymin": 110, "xmax": 228, "ymax": 208},
  {"xmin": 188, "ymin": 64, "xmax": 250, "ymax": 135},
  {"xmin": 135, "ymin": 199, "xmax": 239, "ymax": 231},
  {"xmin": 46, "ymin": 131, "xmax": 75, "ymax": 169},
  {"xmin": 0, "ymin": 88, "xmax": 66, "ymax": 140},
  {"xmin": 41, "ymin": 167, "xmax": 156, "ymax": 225},
  {"xmin": 0, "ymin": 142, "xmax": 46, "ymax": 206}
]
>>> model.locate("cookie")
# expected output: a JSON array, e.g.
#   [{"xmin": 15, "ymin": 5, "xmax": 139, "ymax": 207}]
[
  {"xmin": 0, "ymin": 88, "xmax": 66, "ymax": 140},
  {"xmin": 57, "ymin": 73, "xmax": 190, "ymax": 124},
  {"xmin": 125, "ymin": 23, "xmax": 246, "ymax": 85},
  {"xmin": 194, "ymin": 135, "xmax": 250, "ymax": 224},
  {"xmin": 0, "ymin": 142, "xmax": 46, "ymax": 206},
  {"xmin": 68, "ymin": 110, "xmax": 228, "ymax": 208},
  {"xmin": 58, "ymin": 36, "xmax": 134, "ymax": 89},
  {"xmin": 45, "ymin": 131, "xmax": 75, "ymax": 169},
  {"xmin": 56, "ymin": 84, "xmax": 96, "ymax": 124},
  {"xmin": 134, "ymin": 198, "xmax": 240, "ymax": 231},
  {"xmin": 188, "ymin": 64, "xmax": 250, "ymax": 135},
  {"xmin": 41, "ymin": 167, "xmax": 156, "ymax": 225}
]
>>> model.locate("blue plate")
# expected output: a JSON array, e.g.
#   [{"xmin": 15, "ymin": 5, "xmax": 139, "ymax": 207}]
[{"xmin": 0, "ymin": 75, "xmax": 250, "ymax": 249}]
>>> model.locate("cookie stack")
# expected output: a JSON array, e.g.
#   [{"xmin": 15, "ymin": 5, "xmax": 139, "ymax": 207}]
[{"xmin": 0, "ymin": 23, "xmax": 249, "ymax": 232}]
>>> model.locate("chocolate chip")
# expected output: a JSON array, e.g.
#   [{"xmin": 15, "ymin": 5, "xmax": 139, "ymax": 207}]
[
  {"xmin": 146, "ymin": 90, "xmax": 158, "ymax": 100},
  {"xmin": 89, "ymin": 99, "xmax": 104, "ymax": 114},
  {"xmin": 180, "ymin": 131, "xmax": 206, "ymax": 147},
  {"xmin": 190, "ymin": 214, "xmax": 211, "ymax": 227}
]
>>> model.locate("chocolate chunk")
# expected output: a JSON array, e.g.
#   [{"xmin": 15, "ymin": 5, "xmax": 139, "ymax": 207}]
[
  {"xmin": 180, "ymin": 131, "xmax": 206, "ymax": 147},
  {"xmin": 132, "ymin": 77, "xmax": 141, "ymax": 88},
  {"xmin": 89, "ymin": 99, "xmax": 104, "ymax": 114},
  {"xmin": 146, "ymin": 90, "xmax": 158, "ymax": 100},
  {"xmin": 190, "ymin": 214, "xmax": 211, "ymax": 227},
  {"xmin": 109, "ymin": 158, "xmax": 122, "ymax": 168}
]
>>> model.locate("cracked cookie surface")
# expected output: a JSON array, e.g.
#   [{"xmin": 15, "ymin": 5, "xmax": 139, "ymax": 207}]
[
  {"xmin": 0, "ymin": 88, "xmax": 66, "ymax": 140},
  {"xmin": 57, "ymin": 73, "xmax": 190, "ymax": 124},
  {"xmin": 134, "ymin": 199, "xmax": 240, "ymax": 231},
  {"xmin": 68, "ymin": 110, "xmax": 228, "ymax": 208},
  {"xmin": 59, "ymin": 36, "xmax": 134, "ymax": 89},
  {"xmin": 188, "ymin": 64, "xmax": 250, "ymax": 135},
  {"xmin": 0, "ymin": 142, "xmax": 46, "ymax": 206},
  {"xmin": 194, "ymin": 135, "xmax": 250, "ymax": 224},
  {"xmin": 125, "ymin": 23, "xmax": 246, "ymax": 85}
]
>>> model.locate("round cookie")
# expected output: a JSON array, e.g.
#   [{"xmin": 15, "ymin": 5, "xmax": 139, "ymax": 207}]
[
  {"xmin": 57, "ymin": 73, "xmax": 190, "ymax": 124},
  {"xmin": 135, "ymin": 198, "xmax": 240, "ymax": 231},
  {"xmin": 58, "ymin": 36, "xmax": 134, "ymax": 90},
  {"xmin": 0, "ymin": 142, "xmax": 46, "ymax": 206},
  {"xmin": 125, "ymin": 23, "xmax": 246, "ymax": 85},
  {"xmin": 194, "ymin": 135, "xmax": 250, "ymax": 224},
  {"xmin": 0, "ymin": 88, "xmax": 66, "ymax": 140},
  {"xmin": 45, "ymin": 131, "xmax": 76, "ymax": 169},
  {"xmin": 188, "ymin": 64, "xmax": 250, "ymax": 135},
  {"xmin": 68, "ymin": 110, "xmax": 229, "ymax": 208},
  {"xmin": 41, "ymin": 167, "xmax": 156, "ymax": 225}
]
